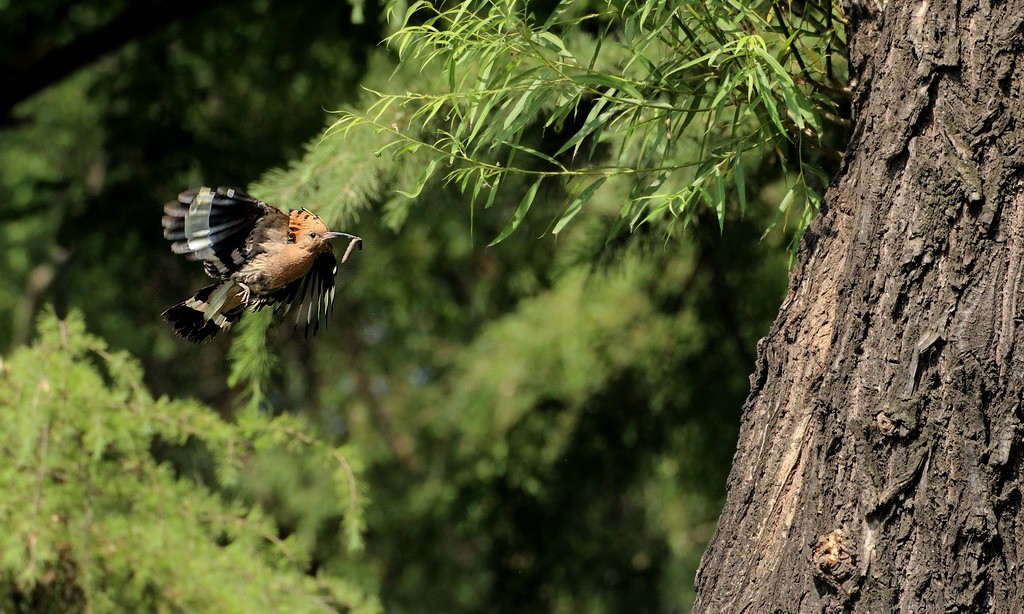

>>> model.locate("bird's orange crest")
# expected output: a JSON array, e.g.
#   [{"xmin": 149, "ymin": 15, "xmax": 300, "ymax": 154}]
[{"xmin": 286, "ymin": 208, "xmax": 328, "ymax": 243}]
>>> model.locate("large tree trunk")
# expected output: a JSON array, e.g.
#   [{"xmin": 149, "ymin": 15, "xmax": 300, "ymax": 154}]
[{"xmin": 694, "ymin": 1, "xmax": 1024, "ymax": 610}]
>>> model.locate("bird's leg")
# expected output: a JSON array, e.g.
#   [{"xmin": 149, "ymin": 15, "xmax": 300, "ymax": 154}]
[{"xmin": 236, "ymin": 282, "xmax": 252, "ymax": 304}]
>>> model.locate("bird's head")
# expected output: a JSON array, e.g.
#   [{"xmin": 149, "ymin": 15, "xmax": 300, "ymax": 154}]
[{"xmin": 288, "ymin": 209, "xmax": 359, "ymax": 253}]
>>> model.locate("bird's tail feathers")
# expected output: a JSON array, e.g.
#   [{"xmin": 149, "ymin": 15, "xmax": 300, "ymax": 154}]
[{"xmin": 162, "ymin": 283, "xmax": 243, "ymax": 343}]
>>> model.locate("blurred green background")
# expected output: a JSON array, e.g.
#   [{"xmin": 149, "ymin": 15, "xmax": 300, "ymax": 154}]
[{"xmin": 0, "ymin": 0, "xmax": 814, "ymax": 610}]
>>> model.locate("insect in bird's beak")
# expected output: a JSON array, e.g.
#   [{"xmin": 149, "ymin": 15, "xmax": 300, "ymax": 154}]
[{"xmin": 323, "ymin": 232, "xmax": 363, "ymax": 263}]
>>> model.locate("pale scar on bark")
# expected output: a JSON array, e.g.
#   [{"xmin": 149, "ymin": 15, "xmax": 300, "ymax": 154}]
[{"xmin": 813, "ymin": 528, "xmax": 859, "ymax": 599}]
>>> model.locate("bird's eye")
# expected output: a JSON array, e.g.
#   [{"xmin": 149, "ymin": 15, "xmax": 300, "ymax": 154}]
[{"xmin": 308, "ymin": 232, "xmax": 317, "ymax": 239}]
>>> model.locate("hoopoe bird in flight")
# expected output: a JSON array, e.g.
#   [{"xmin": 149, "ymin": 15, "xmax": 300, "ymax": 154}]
[{"xmin": 161, "ymin": 186, "xmax": 362, "ymax": 342}]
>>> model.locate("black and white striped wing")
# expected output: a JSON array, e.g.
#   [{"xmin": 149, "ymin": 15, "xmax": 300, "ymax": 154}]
[
  {"xmin": 162, "ymin": 186, "xmax": 286, "ymax": 278},
  {"xmin": 270, "ymin": 251, "xmax": 339, "ymax": 336}
]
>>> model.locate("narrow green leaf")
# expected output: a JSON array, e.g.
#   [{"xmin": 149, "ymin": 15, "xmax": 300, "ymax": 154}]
[
  {"xmin": 794, "ymin": 90, "xmax": 823, "ymax": 134},
  {"xmin": 734, "ymin": 155, "xmax": 747, "ymax": 215},
  {"xmin": 490, "ymin": 179, "xmax": 541, "ymax": 245},
  {"xmin": 504, "ymin": 141, "xmax": 562, "ymax": 169},
  {"xmin": 448, "ymin": 49, "xmax": 457, "ymax": 93},
  {"xmin": 485, "ymin": 175, "xmax": 502, "ymax": 209},
  {"xmin": 754, "ymin": 46, "xmax": 795, "ymax": 85},
  {"xmin": 470, "ymin": 170, "xmax": 487, "ymax": 205},
  {"xmin": 395, "ymin": 158, "xmax": 440, "ymax": 199},
  {"xmin": 415, "ymin": 97, "xmax": 449, "ymax": 132},
  {"xmin": 466, "ymin": 96, "xmax": 501, "ymax": 153},
  {"xmin": 503, "ymin": 80, "xmax": 542, "ymax": 131},
  {"xmin": 573, "ymin": 73, "xmax": 644, "ymax": 101},
  {"xmin": 542, "ymin": 0, "xmax": 572, "ymax": 27},
  {"xmin": 535, "ymin": 31, "xmax": 573, "ymax": 59},
  {"xmin": 545, "ymin": 92, "xmax": 580, "ymax": 130},
  {"xmin": 553, "ymin": 176, "xmax": 607, "ymax": 235},
  {"xmin": 753, "ymin": 65, "xmax": 786, "ymax": 135},
  {"xmin": 676, "ymin": 95, "xmax": 701, "ymax": 135},
  {"xmin": 554, "ymin": 96, "xmax": 611, "ymax": 158},
  {"xmin": 391, "ymin": 140, "xmax": 423, "ymax": 157},
  {"xmin": 779, "ymin": 83, "xmax": 805, "ymax": 129},
  {"xmin": 713, "ymin": 171, "xmax": 726, "ymax": 231},
  {"xmin": 763, "ymin": 183, "xmax": 799, "ymax": 238},
  {"xmin": 710, "ymin": 72, "xmax": 735, "ymax": 112}
]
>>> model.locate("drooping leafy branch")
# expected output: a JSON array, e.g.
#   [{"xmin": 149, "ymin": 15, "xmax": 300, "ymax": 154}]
[
  {"xmin": 329, "ymin": 0, "xmax": 849, "ymax": 242},
  {"xmin": 228, "ymin": 0, "xmax": 849, "ymax": 407}
]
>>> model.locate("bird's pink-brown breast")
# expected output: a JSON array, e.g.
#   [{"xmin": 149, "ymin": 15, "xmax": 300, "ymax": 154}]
[
  {"xmin": 240, "ymin": 243, "xmax": 319, "ymax": 291},
  {"xmin": 237, "ymin": 209, "xmax": 333, "ymax": 292}
]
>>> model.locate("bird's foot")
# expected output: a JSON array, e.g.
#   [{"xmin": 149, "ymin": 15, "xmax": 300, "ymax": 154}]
[{"xmin": 237, "ymin": 282, "xmax": 252, "ymax": 304}]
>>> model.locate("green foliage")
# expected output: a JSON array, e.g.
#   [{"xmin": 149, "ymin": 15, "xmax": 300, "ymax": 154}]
[
  {"xmin": 228, "ymin": 309, "xmax": 278, "ymax": 410},
  {"xmin": 330, "ymin": 0, "xmax": 848, "ymax": 242},
  {"xmin": 0, "ymin": 68, "xmax": 103, "ymax": 347},
  {"xmin": 0, "ymin": 310, "xmax": 375, "ymax": 612},
  {"xmin": 0, "ymin": 0, "xmax": 850, "ymax": 611}
]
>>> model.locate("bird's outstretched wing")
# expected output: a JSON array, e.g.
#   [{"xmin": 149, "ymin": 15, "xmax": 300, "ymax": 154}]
[
  {"xmin": 255, "ymin": 250, "xmax": 339, "ymax": 337},
  {"xmin": 162, "ymin": 186, "xmax": 288, "ymax": 278}
]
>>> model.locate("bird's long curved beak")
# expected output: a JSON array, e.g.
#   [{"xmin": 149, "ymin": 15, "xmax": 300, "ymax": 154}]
[
  {"xmin": 324, "ymin": 231, "xmax": 361, "ymax": 242},
  {"xmin": 325, "ymin": 232, "xmax": 363, "ymax": 249}
]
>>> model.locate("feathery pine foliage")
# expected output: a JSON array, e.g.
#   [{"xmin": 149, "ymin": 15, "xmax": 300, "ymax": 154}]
[
  {"xmin": 331, "ymin": 0, "xmax": 849, "ymax": 242},
  {"xmin": 0, "ymin": 310, "xmax": 374, "ymax": 613},
  {"xmin": 251, "ymin": 53, "xmax": 442, "ymax": 234}
]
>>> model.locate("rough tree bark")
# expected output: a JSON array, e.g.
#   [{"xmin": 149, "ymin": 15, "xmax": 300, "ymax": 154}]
[{"xmin": 695, "ymin": 1, "xmax": 1024, "ymax": 611}]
